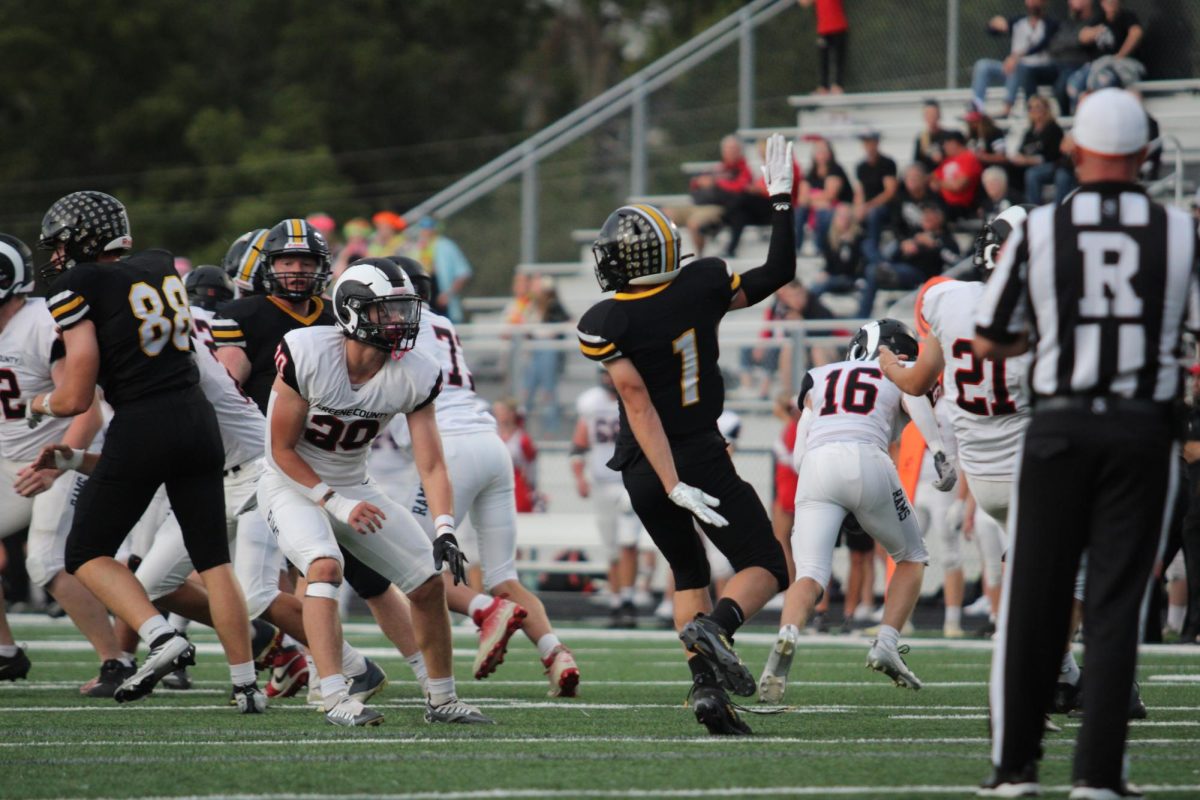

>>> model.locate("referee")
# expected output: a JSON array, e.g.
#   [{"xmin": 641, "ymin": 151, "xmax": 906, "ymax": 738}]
[{"xmin": 974, "ymin": 88, "xmax": 1200, "ymax": 798}]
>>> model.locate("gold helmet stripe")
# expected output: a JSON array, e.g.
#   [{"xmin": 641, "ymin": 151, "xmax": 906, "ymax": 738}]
[
  {"xmin": 239, "ymin": 229, "xmax": 270, "ymax": 283},
  {"xmin": 632, "ymin": 204, "xmax": 675, "ymax": 275}
]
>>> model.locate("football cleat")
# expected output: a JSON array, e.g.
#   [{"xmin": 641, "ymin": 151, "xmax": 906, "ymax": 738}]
[
  {"xmin": 607, "ymin": 602, "xmax": 637, "ymax": 629},
  {"xmin": 866, "ymin": 641, "xmax": 922, "ymax": 690},
  {"xmin": 307, "ymin": 680, "xmax": 323, "ymax": 708},
  {"xmin": 689, "ymin": 678, "xmax": 752, "ymax": 736},
  {"xmin": 424, "ymin": 697, "xmax": 494, "ymax": 725},
  {"xmin": 81, "ymin": 659, "xmax": 136, "ymax": 697},
  {"xmin": 757, "ymin": 629, "xmax": 798, "ymax": 704},
  {"xmin": 679, "ymin": 615, "xmax": 755, "ymax": 697},
  {"xmin": 977, "ymin": 763, "xmax": 1041, "ymax": 797},
  {"xmin": 265, "ymin": 651, "xmax": 310, "ymax": 699},
  {"xmin": 348, "ymin": 658, "xmax": 388, "ymax": 704},
  {"xmin": 1067, "ymin": 782, "xmax": 1144, "ymax": 799},
  {"xmin": 1066, "ymin": 678, "xmax": 1147, "ymax": 720},
  {"xmin": 1051, "ymin": 680, "xmax": 1081, "ymax": 714},
  {"xmin": 250, "ymin": 620, "xmax": 284, "ymax": 672},
  {"xmin": 472, "ymin": 597, "xmax": 527, "ymax": 680},
  {"xmin": 542, "ymin": 645, "xmax": 580, "ymax": 698},
  {"xmin": 0, "ymin": 646, "xmax": 30, "ymax": 681},
  {"xmin": 160, "ymin": 667, "xmax": 192, "ymax": 690},
  {"xmin": 325, "ymin": 696, "xmax": 383, "ymax": 727},
  {"xmin": 233, "ymin": 682, "xmax": 268, "ymax": 714},
  {"xmin": 115, "ymin": 634, "xmax": 195, "ymax": 703},
  {"xmin": 943, "ymin": 623, "xmax": 966, "ymax": 639}
]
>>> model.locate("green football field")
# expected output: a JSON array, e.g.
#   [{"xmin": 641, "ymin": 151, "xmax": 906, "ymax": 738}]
[{"xmin": 2, "ymin": 616, "xmax": 1199, "ymax": 799}]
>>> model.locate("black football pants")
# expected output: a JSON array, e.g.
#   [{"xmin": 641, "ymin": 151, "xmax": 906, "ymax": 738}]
[{"xmin": 991, "ymin": 408, "xmax": 1177, "ymax": 789}]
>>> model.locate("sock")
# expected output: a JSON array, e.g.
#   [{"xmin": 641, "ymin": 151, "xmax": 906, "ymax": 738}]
[
  {"xmin": 536, "ymin": 633, "xmax": 562, "ymax": 661},
  {"xmin": 708, "ymin": 597, "xmax": 746, "ymax": 637},
  {"xmin": 117, "ymin": 656, "xmax": 135, "ymax": 667},
  {"xmin": 137, "ymin": 616, "xmax": 176, "ymax": 647},
  {"xmin": 608, "ymin": 592, "xmax": 622, "ymax": 610},
  {"xmin": 281, "ymin": 634, "xmax": 302, "ymax": 649},
  {"xmin": 229, "ymin": 661, "xmax": 256, "ymax": 686},
  {"xmin": 468, "ymin": 594, "xmax": 493, "ymax": 624},
  {"xmin": 945, "ymin": 606, "xmax": 962, "ymax": 628},
  {"xmin": 320, "ymin": 674, "xmax": 348, "ymax": 710},
  {"xmin": 405, "ymin": 651, "xmax": 428, "ymax": 684},
  {"xmin": 687, "ymin": 656, "xmax": 714, "ymax": 683},
  {"xmin": 0, "ymin": 645, "xmax": 18, "ymax": 657},
  {"xmin": 1060, "ymin": 651, "xmax": 1081, "ymax": 686},
  {"xmin": 1168, "ymin": 604, "xmax": 1186, "ymax": 633},
  {"xmin": 779, "ymin": 624, "xmax": 801, "ymax": 641},
  {"xmin": 341, "ymin": 642, "xmax": 367, "ymax": 678},
  {"xmin": 619, "ymin": 586, "xmax": 635, "ymax": 604},
  {"xmin": 876, "ymin": 624, "xmax": 900, "ymax": 650},
  {"xmin": 167, "ymin": 613, "xmax": 190, "ymax": 634},
  {"xmin": 427, "ymin": 675, "xmax": 456, "ymax": 706}
]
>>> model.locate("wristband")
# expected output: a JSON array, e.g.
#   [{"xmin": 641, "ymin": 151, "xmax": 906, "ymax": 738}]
[
  {"xmin": 433, "ymin": 513, "xmax": 455, "ymax": 535},
  {"xmin": 323, "ymin": 493, "xmax": 358, "ymax": 526},
  {"xmin": 307, "ymin": 482, "xmax": 332, "ymax": 504},
  {"xmin": 53, "ymin": 447, "xmax": 84, "ymax": 471},
  {"xmin": 41, "ymin": 393, "xmax": 58, "ymax": 419}
]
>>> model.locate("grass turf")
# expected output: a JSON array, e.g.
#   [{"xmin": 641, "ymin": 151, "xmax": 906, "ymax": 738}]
[{"xmin": 2, "ymin": 618, "xmax": 1199, "ymax": 799}]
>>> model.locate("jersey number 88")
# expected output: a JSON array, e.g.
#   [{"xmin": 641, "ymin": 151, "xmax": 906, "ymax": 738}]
[{"xmin": 128, "ymin": 275, "xmax": 193, "ymax": 357}]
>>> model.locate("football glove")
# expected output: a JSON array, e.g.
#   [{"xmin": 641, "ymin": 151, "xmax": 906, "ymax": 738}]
[
  {"xmin": 25, "ymin": 400, "xmax": 45, "ymax": 430},
  {"xmin": 932, "ymin": 452, "xmax": 957, "ymax": 492},
  {"xmin": 433, "ymin": 533, "xmax": 468, "ymax": 585},
  {"xmin": 760, "ymin": 133, "xmax": 794, "ymax": 198},
  {"xmin": 668, "ymin": 482, "xmax": 729, "ymax": 528}
]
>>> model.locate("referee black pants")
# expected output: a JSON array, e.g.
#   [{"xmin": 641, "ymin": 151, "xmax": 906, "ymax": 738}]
[{"xmin": 992, "ymin": 408, "xmax": 1177, "ymax": 788}]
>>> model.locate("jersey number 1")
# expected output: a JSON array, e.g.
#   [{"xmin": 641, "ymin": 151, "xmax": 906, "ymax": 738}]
[
  {"xmin": 128, "ymin": 276, "xmax": 193, "ymax": 357},
  {"xmin": 673, "ymin": 329, "xmax": 699, "ymax": 407}
]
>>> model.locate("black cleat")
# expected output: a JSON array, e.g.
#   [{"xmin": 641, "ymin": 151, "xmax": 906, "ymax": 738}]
[
  {"xmin": 978, "ymin": 762, "xmax": 1041, "ymax": 797},
  {"xmin": 679, "ymin": 615, "xmax": 755, "ymax": 697},
  {"xmin": 1050, "ymin": 680, "xmax": 1081, "ymax": 714},
  {"xmin": 115, "ymin": 634, "xmax": 195, "ymax": 704},
  {"xmin": 689, "ymin": 679, "xmax": 752, "ymax": 736},
  {"xmin": 160, "ymin": 667, "xmax": 193, "ymax": 690},
  {"xmin": 0, "ymin": 646, "xmax": 30, "ymax": 681},
  {"xmin": 84, "ymin": 659, "xmax": 137, "ymax": 698},
  {"xmin": 1066, "ymin": 677, "xmax": 1147, "ymax": 721}
]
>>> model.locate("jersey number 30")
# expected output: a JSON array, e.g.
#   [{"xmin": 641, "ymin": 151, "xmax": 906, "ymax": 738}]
[{"xmin": 128, "ymin": 276, "xmax": 193, "ymax": 357}]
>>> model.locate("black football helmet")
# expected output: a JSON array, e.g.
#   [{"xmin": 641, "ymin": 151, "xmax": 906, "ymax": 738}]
[
  {"xmin": 223, "ymin": 228, "xmax": 270, "ymax": 295},
  {"xmin": 259, "ymin": 219, "xmax": 331, "ymax": 301},
  {"xmin": 333, "ymin": 257, "xmax": 422, "ymax": 354},
  {"xmin": 848, "ymin": 319, "xmax": 919, "ymax": 362},
  {"xmin": 185, "ymin": 265, "xmax": 236, "ymax": 311},
  {"xmin": 973, "ymin": 204, "xmax": 1034, "ymax": 272},
  {"xmin": 0, "ymin": 234, "xmax": 34, "ymax": 303},
  {"xmin": 394, "ymin": 256, "xmax": 434, "ymax": 305},
  {"xmin": 592, "ymin": 204, "xmax": 684, "ymax": 292},
  {"xmin": 37, "ymin": 191, "xmax": 132, "ymax": 282}
]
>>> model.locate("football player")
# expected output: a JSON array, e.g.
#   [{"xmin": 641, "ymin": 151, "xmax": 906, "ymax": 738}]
[
  {"xmin": 757, "ymin": 320, "xmax": 956, "ymax": 701},
  {"xmin": 29, "ymin": 191, "xmax": 263, "ymax": 709},
  {"xmin": 261, "ymin": 258, "xmax": 488, "ymax": 727},
  {"xmin": 213, "ymin": 220, "xmax": 424, "ymax": 690},
  {"xmin": 0, "ymin": 234, "xmax": 119, "ymax": 688},
  {"xmin": 384, "ymin": 258, "xmax": 579, "ymax": 696},
  {"xmin": 572, "ymin": 369, "xmax": 644, "ymax": 628},
  {"xmin": 575, "ymin": 133, "xmax": 796, "ymax": 735},
  {"xmin": 185, "ymin": 264, "xmax": 236, "ymax": 351}
]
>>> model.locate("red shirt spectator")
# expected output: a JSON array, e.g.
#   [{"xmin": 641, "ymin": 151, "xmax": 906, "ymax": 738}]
[
  {"xmin": 494, "ymin": 400, "xmax": 538, "ymax": 512},
  {"xmin": 814, "ymin": 0, "xmax": 848, "ymax": 35},
  {"xmin": 690, "ymin": 135, "xmax": 753, "ymax": 196},
  {"xmin": 933, "ymin": 133, "xmax": 983, "ymax": 217},
  {"xmin": 774, "ymin": 417, "xmax": 800, "ymax": 514}
]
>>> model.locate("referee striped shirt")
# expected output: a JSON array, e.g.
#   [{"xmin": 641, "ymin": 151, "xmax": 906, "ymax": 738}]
[{"xmin": 976, "ymin": 182, "xmax": 1200, "ymax": 402}]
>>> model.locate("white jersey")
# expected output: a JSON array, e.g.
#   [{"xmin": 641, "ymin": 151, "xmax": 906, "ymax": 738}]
[
  {"xmin": 265, "ymin": 326, "xmax": 442, "ymax": 486},
  {"xmin": 0, "ymin": 299, "xmax": 73, "ymax": 462},
  {"xmin": 802, "ymin": 359, "xmax": 904, "ymax": 454},
  {"xmin": 189, "ymin": 305, "xmax": 217, "ymax": 352},
  {"xmin": 921, "ymin": 280, "xmax": 1030, "ymax": 478},
  {"xmin": 575, "ymin": 386, "xmax": 622, "ymax": 484},
  {"xmin": 386, "ymin": 307, "xmax": 496, "ymax": 449},
  {"xmin": 192, "ymin": 329, "xmax": 264, "ymax": 470}
]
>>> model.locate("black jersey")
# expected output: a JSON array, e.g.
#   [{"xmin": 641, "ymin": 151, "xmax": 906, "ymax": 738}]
[
  {"xmin": 47, "ymin": 250, "xmax": 198, "ymax": 408},
  {"xmin": 213, "ymin": 294, "xmax": 334, "ymax": 412},
  {"xmin": 576, "ymin": 259, "xmax": 742, "ymax": 466}
]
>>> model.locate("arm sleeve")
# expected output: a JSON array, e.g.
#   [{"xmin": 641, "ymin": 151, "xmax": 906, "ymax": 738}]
[
  {"xmin": 737, "ymin": 194, "xmax": 796, "ymax": 306},
  {"xmin": 209, "ymin": 317, "xmax": 246, "ymax": 348},
  {"xmin": 797, "ymin": 372, "xmax": 816, "ymax": 408},
  {"xmin": 975, "ymin": 218, "xmax": 1030, "ymax": 343},
  {"xmin": 275, "ymin": 339, "xmax": 300, "ymax": 394},
  {"xmin": 47, "ymin": 289, "xmax": 90, "ymax": 330},
  {"xmin": 902, "ymin": 392, "xmax": 948, "ymax": 455}
]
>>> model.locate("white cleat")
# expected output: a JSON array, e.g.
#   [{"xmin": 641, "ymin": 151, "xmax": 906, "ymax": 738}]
[
  {"xmin": 324, "ymin": 695, "xmax": 383, "ymax": 727},
  {"xmin": 114, "ymin": 634, "xmax": 195, "ymax": 704},
  {"xmin": 757, "ymin": 630, "xmax": 798, "ymax": 704},
  {"xmin": 424, "ymin": 697, "xmax": 494, "ymax": 724},
  {"xmin": 866, "ymin": 640, "xmax": 922, "ymax": 690}
]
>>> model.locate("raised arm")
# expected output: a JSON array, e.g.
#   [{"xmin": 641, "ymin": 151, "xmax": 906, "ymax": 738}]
[
  {"xmin": 730, "ymin": 133, "xmax": 796, "ymax": 311},
  {"xmin": 879, "ymin": 337, "xmax": 944, "ymax": 397}
]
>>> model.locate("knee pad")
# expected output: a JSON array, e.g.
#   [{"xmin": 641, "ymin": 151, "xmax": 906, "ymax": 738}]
[{"xmin": 305, "ymin": 581, "xmax": 341, "ymax": 600}]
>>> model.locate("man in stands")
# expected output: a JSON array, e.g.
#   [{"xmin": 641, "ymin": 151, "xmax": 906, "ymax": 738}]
[
  {"xmin": 666, "ymin": 135, "xmax": 752, "ymax": 257},
  {"xmin": 931, "ymin": 131, "xmax": 983, "ymax": 221},
  {"xmin": 858, "ymin": 201, "xmax": 959, "ymax": 319},
  {"xmin": 971, "ymin": 0, "xmax": 1057, "ymax": 118},
  {"xmin": 853, "ymin": 131, "xmax": 898, "ymax": 266}
]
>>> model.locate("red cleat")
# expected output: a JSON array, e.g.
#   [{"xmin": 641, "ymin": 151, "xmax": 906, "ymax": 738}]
[
  {"xmin": 543, "ymin": 645, "xmax": 579, "ymax": 698},
  {"xmin": 265, "ymin": 649, "xmax": 310, "ymax": 699},
  {"xmin": 472, "ymin": 597, "xmax": 526, "ymax": 679}
]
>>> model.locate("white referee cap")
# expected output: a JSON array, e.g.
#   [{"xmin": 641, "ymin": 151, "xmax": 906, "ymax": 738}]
[{"xmin": 1071, "ymin": 88, "xmax": 1148, "ymax": 157}]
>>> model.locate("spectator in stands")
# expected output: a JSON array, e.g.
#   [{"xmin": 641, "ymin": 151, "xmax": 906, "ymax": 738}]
[
  {"xmin": 725, "ymin": 137, "xmax": 803, "ymax": 258},
  {"xmin": 1008, "ymin": 94, "xmax": 1067, "ymax": 204},
  {"xmin": 1015, "ymin": 0, "xmax": 1098, "ymax": 114},
  {"xmin": 665, "ymin": 135, "xmax": 751, "ymax": 257},
  {"xmin": 494, "ymin": 398, "xmax": 540, "ymax": 513},
  {"xmin": 333, "ymin": 217, "xmax": 371, "ymax": 279},
  {"xmin": 173, "ymin": 257, "xmax": 191, "ymax": 276},
  {"xmin": 930, "ymin": 131, "xmax": 983, "ymax": 221},
  {"xmin": 799, "ymin": 136, "xmax": 853, "ymax": 257},
  {"xmin": 799, "ymin": 0, "xmax": 849, "ymax": 95},
  {"xmin": 980, "ymin": 166, "xmax": 1016, "ymax": 221},
  {"xmin": 810, "ymin": 203, "xmax": 864, "ymax": 301},
  {"xmin": 1067, "ymin": 0, "xmax": 1144, "ymax": 108},
  {"xmin": 970, "ymin": 0, "xmax": 1057, "ymax": 119},
  {"xmin": 306, "ymin": 212, "xmax": 337, "ymax": 255},
  {"xmin": 853, "ymin": 131, "xmax": 898, "ymax": 266},
  {"xmin": 409, "ymin": 216, "xmax": 473, "ymax": 323},
  {"xmin": 913, "ymin": 99, "xmax": 951, "ymax": 171},
  {"xmin": 964, "ymin": 107, "xmax": 1010, "ymax": 167},
  {"xmin": 368, "ymin": 210, "xmax": 406, "ymax": 257},
  {"xmin": 503, "ymin": 271, "xmax": 534, "ymax": 325},
  {"xmin": 857, "ymin": 201, "xmax": 959, "ymax": 318},
  {"xmin": 522, "ymin": 276, "xmax": 570, "ymax": 435},
  {"xmin": 892, "ymin": 162, "xmax": 938, "ymax": 245}
]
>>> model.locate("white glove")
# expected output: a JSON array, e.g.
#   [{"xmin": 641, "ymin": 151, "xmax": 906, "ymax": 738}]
[
  {"xmin": 945, "ymin": 498, "xmax": 966, "ymax": 532},
  {"xmin": 668, "ymin": 482, "xmax": 729, "ymax": 528},
  {"xmin": 760, "ymin": 133, "xmax": 794, "ymax": 198},
  {"xmin": 323, "ymin": 493, "xmax": 359, "ymax": 526},
  {"xmin": 931, "ymin": 451, "xmax": 957, "ymax": 492}
]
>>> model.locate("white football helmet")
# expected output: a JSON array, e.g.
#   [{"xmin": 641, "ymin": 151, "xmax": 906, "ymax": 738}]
[{"xmin": 332, "ymin": 257, "xmax": 422, "ymax": 354}]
